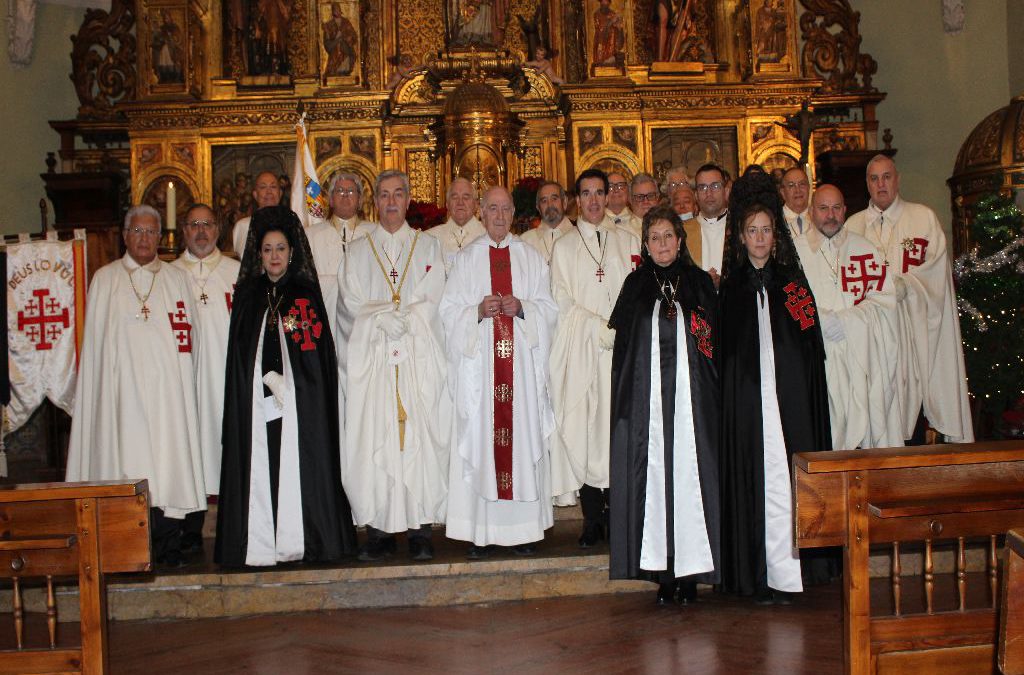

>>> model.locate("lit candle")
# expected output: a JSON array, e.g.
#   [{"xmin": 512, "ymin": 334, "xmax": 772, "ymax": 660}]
[{"xmin": 166, "ymin": 180, "xmax": 177, "ymax": 231}]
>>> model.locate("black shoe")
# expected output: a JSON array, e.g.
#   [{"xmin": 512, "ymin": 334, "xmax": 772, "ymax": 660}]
[
  {"xmin": 180, "ymin": 536, "xmax": 204, "ymax": 556},
  {"xmin": 773, "ymin": 591, "xmax": 794, "ymax": 606},
  {"xmin": 678, "ymin": 581, "xmax": 697, "ymax": 605},
  {"xmin": 512, "ymin": 543, "xmax": 537, "ymax": 556},
  {"xmin": 578, "ymin": 521, "xmax": 605, "ymax": 548},
  {"xmin": 656, "ymin": 582, "xmax": 676, "ymax": 606},
  {"xmin": 158, "ymin": 549, "xmax": 188, "ymax": 569},
  {"xmin": 357, "ymin": 536, "xmax": 397, "ymax": 562},
  {"xmin": 409, "ymin": 538, "xmax": 434, "ymax": 561},
  {"xmin": 466, "ymin": 545, "xmax": 493, "ymax": 560},
  {"xmin": 754, "ymin": 588, "xmax": 774, "ymax": 605}
]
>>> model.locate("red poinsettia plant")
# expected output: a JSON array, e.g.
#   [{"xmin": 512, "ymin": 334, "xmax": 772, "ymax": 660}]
[{"xmin": 406, "ymin": 200, "xmax": 448, "ymax": 230}]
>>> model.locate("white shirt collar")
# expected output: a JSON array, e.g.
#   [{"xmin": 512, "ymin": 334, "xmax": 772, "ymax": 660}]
[
  {"xmin": 122, "ymin": 254, "xmax": 162, "ymax": 273},
  {"xmin": 699, "ymin": 210, "xmax": 727, "ymax": 224},
  {"xmin": 869, "ymin": 195, "xmax": 904, "ymax": 223}
]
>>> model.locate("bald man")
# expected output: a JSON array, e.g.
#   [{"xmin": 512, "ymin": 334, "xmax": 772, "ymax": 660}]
[
  {"xmin": 426, "ymin": 177, "xmax": 485, "ymax": 274},
  {"xmin": 440, "ymin": 186, "xmax": 557, "ymax": 557},
  {"xmin": 845, "ymin": 155, "xmax": 973, "ymax": 443},
  {"xmin": 231, "ymin": 171, "xmax": 284, "ymax": 257},
  {"xmin": 796, "ymin": 184, "xmax": 903, "ymax": 450}
]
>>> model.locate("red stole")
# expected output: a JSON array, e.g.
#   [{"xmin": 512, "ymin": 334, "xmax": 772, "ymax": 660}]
[{"xmin": 490, "ymin": 245, "xmax": 514, "ymax": 500}]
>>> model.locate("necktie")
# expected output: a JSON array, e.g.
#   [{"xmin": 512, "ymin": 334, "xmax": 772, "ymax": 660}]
[{"xmin": 796, "ymin": 215, "xmax": 803, "ymax": 234}]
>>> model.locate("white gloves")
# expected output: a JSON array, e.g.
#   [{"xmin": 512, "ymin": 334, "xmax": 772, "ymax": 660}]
[
  {"xmin": 262, "ymin": 371, "xmax": 285, "ymax": 408},
  {"xmin": 819, "ymin": 311, "xmax": 846, "ymax": 343},
  {"xmin": 377, "ymin": 310, "xmax": 409, "ymax": 340},
  {"xmin": 598, "ymin": 325, "xmax": 616, "ymax": 351},
  {"xmin": 893, "ymin": 275, "xmax": 908, "ymax": 302}
]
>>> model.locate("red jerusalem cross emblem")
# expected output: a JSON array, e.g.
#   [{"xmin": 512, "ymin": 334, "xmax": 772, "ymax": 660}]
[
  {"xmin": 841, "ymin": 253, "xmax": 887, "ymax": 306},
  {"xmin": 17, "ymin": 288, "xmax": 69, "ymax": 351},
  {"xmin": 167, "ymin": 301, "xmax": 193, "ymax": 353},
  {"xmin": 783, "ymin": 282, "xmax": 817, "ymax": 330},
  {"xmin": 689, "ymin": 309, "xmax": 713, "ymax": 359},
  {"xmin": 901, "ymin": 237, "xmax": 929, "ymax": 273},
  {"xmin": 285, "ymin": 299, "xmax": 322, "ymax": 351}
]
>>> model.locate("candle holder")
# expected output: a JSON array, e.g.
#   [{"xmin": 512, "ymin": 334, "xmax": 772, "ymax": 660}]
[{"xmin": 163, "ymin": 229, "xmax": 177, "ymax": 251}]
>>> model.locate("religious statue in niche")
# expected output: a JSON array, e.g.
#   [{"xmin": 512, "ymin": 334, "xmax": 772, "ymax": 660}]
[
  {"xmin": 592, "ymin": 0, "xmax": 624, "ymax": 66},
  {"xmin": 321, "ymin": 1, "xmax": 358, "ymax": 76},
  {"xmin": 525, "ymin": 46, "xmax": 563, "ymax": 84},
  {"xmin": 651, "ymin": 0, "xmax": 714, "ymax": 63},
  {"xmin": 754, "ymin": 0, "xmax": 788, "ymax": 63},
  {"xmin": 446, "ymin": 0, "xmax": 508, "ymax": 48},
  {"xmin": 151, "ymin": 10, "xmax": 184, "ymax": 84},
  {"xmin": 350, "ymin": 135, "xmax": 376, "ymax": 161},
  {"xmin": 224, "ymin": 0, "xmax": 294, "ymax": 76},
  {"xmin": 516, "ymin": 0, "xmax": 549, "ymax": 60}
]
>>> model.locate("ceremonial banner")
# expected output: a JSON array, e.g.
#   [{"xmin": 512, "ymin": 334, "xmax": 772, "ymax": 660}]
[
  {"xmin": 290, "ymin": 114, "xmax": 328, "ymax": 228},
  {"xmin": 5, "ymin": 232, "xmax": 87, "ymax": 434}
]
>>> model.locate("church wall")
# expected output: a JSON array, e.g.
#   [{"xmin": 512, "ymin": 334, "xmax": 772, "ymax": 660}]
[
  {"xmin": 0, "ymin": 3, "xmax": 87, "ymax": 235},
  {"xmin": 1006, "ymin": 0, "xmax": 1024, "ymax": 96},
  {"xmin": 854, "ymin": 1, "xmax": 1010, "ymax": 236}
]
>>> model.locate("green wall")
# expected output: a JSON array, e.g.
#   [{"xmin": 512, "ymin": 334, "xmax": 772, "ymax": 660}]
[
  {"xmin": 0, "ymin": 3, "xmax": 85, "ymax": 235},
  {"xmin": 855, "ymin": 1, "xmax": 1011, "ymax": 232}
]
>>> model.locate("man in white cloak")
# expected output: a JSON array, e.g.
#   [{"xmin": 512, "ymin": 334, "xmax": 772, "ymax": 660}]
[
  {"xmin": 797, "ymin": 185, "xmax": 904, "ymax": 450},
  {"xmin": 440, "ymin": 186, "xmax": 557, "ymax": 557},
  {"xmin": 549, "ymin": 168, "xmax": 640, "ymax": 547},
  {"xmin": 426, "ymin": 176, "xmax": 485, "ymax": 274},
  {"xmin": 232, "ymin": 171, "xmax": 284, "ymax": 257},
  {"xmin": 171, "ymin": 203, "xmax": 240, "ymax": 553},
  {"xmin": 605, "ymin": 171, "xmax": 633, "ymax": 229},
  {"xmin": 780, "ymin": 166, "xmax": 811, "ymax": 241},
  {"xmin": 66, "ymin": 205, "xmax": 205, "ymax": 568},
  {"xmin": 846, "ymin": 155, "xmax": 974, "ymax": 443},
  {"xmin": 520, "ymin": 181, "xmax": 573, "ymax": 264},
  {"xmin": 337, "ymin": 169, "xmax": 452, "ymax": 562}
]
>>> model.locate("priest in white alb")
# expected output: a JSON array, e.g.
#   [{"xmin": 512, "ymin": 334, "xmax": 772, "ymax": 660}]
[
  {"xmin": 549, "ymin": 168, "xmax": 640, "ymax": 548},
  {"xmin": 67, "ymin": 205, "xmax": 205, "ymax": 568},
  {"xmin": 440, "ymin": 186, "xmax": 557, "ymax": 558},
  {"xmin": 327, "ymin": 172, "xmax": 375, "ymax": 256},
  {"xmin": 337, "ymin": 170, "xmax": 452, "ymax": 562},
  {"xmin": 520, "ymin": 181, "xmax": 573, "ymax": 264},
  {"xmin": 797, "ymin": 185, "xmax": 903, "ymax": 450},
  {"xmin": 171, "ymin": 203, "xmax": 240, "ymax": 554},
  {"xmin": 846, "ymin": 155, "xmax": 974, "ymax": 443},
  {"xmin": 425, "ymin": 176, "xmax": 485, "ymax": 273}
]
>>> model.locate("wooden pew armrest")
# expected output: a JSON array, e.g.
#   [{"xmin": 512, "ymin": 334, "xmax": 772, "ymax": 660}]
[
  {"xmin": 0, "ymin": 535, "xmax": 77, "ymax": 551},
  {"xmin": 869, "ymin": 495, "xmax": 1024, "ymax": 518}
]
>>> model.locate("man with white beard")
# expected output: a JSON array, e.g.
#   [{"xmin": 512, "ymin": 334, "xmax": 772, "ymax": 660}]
[{"xmin": 797, "ymin": 184, "xmax": 903, "ymax": 450}]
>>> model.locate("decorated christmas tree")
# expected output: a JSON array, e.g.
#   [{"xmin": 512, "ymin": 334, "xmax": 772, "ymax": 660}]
[{"xmin": 953, "ymin": 193, "xmax": 1024, "ymax": 437}]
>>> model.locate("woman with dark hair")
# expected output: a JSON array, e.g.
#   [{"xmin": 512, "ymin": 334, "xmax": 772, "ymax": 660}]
[
  {"xmin": 215, "ymin": 205, "xmax": 357, "ymax": 567},
  {"xmin": 608, "ymin": 205, "xmax": 721, "ymax": 606},
  {"xmin": 718, "ymin": 173, "xmax": 831, "ymax": 603}
]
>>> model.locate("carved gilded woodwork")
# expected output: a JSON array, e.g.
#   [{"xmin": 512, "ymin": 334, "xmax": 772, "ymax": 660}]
[
  {"xmin": 798, "ymin": 0, "xmax": 877, "ymax": 94},
  {"xmin": 71, "ymin": 0, "xmax": 136, "ymax": 119}
]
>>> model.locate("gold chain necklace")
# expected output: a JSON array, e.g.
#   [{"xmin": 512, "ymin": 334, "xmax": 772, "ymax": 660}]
[
  {"xmin": 191, "ymin": 254, "xmax": 221, "ymax": 305},
  {"xmin": 652, "ymin": 267, "xmax": 680, "ymax": 320},
  {"xmin": 266, "ymin": 287, "xmax": 286, "ymax": 328},
  {"xmin": 127, "ymin": 266, "xmax": 158, "ymax": 321},
  {"xmin": 819, "ymin": 245, "xmax": 841, "ymax": 286},
  {"xmin": 577, "ymin": 225, "xmax": 608, "ymax": 282},
  {"xmin": 367, "ymin": 231, "xmax": 420, "ymax": 307}
]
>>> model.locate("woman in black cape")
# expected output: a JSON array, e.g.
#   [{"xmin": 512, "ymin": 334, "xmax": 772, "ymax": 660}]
[
  {"xmin": 608, "ymin": 206, "xmax": 721, "ymax": 606},
  {"xmin": 718, "ymin": 172, "xmax": 831, "ymax": 603},
  {"xmin": 215, "ymin": 205, "xmax": 357, "ymax": 567}
]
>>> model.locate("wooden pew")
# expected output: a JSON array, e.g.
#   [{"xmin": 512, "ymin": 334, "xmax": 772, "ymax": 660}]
[
  {"xmin": 0, "ymin": 480, "xmax": 150, "ymax": 675},
  {"xmin": 1002, "ymin": 529, "xmax": 1024, "ymax": 675},
  {"xmin": 793, "ymin": 441, "xmax": 1024, "ymax": 675}
]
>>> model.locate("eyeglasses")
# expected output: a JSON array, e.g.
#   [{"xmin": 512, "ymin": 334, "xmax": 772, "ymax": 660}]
[
  {"xmin": 632, "ymin": 191, "xmax": 659, "ymax": 202},
  {"xmin": 127, "ymin": 227, "xmax": 161, "ymax": 237},
  {"xmin": 667, "ymin": 180, "xmax": 690, "ymax": 190},
  {"xmin": 695, "ymin": 182, "xmax": 723, "ymax": 193},
  {"xmin": 608, "ymin": 182, "xmax": 628, "ymax": 192},
  {"xmin": 185, "ymin": 219, "xmax": 216, "ymax": 230},
  {"xmin": 783, "ymin": 181, "xmax": 809, "ymax": 190},
  {"xmin": 332, "ymin": 188, "xmax": 357, "ymax": 196}
]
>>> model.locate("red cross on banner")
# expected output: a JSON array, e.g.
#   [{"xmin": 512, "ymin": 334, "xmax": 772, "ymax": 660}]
[
  {"xmin": 901, "ymin": 237, "xmax": 929, "ymax": 274},
  {"xmin": 17, "ymin": 288, "xmax": 70, "ymax": 351},
  {"xmin": 167, "ymin": 301, "xmax": 193, "ymax": 353},
  {"xmin": 285, "ymin": 298, "xmax": 322, "ymax": 351},
  {"xmin": 783, "ymin": 282, "xmax": 817, "ymax": 330},
  {"xmin": 841, "ymin": 253, "xmax": 887, "ymax": 306}
]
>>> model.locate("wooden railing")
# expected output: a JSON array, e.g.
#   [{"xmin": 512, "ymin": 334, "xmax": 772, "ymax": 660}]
[
  {"xmin": 1002, "ymin": 528, "xmax": 1023, "ymax": 675},
  {"xmin": 0, "ymin": 480, "xmax": 150, "ymax": 675},
  {"xmin": 793, "ymin": 441, "xmax": 1024, "ymax": 675}
]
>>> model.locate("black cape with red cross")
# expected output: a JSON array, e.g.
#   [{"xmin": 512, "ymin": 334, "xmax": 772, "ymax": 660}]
[
  {"xmin": 607, "ymin": 257, "xmax": 722, "ymax": 585},
  {"xmin": 215, "ymin": 270, "xmax": 357, "ymax": 566},
  {"xmin": 717, "ymin": 258, "xmax": 832, "ymax": 596}
]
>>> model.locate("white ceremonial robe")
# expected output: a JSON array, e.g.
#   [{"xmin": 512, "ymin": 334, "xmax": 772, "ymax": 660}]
[
  {"xmin": 231, "ymin": 216, "xmax": 251, "ymax": 259},
  {"xmin": 171, "ymin": 249, "xmax": 239, "ymax": 494},
  {"xmin": 305, "ymin": 221, "xmax": 344, "ymax": 337},
  {"xmin": 66, "ymin": 256, "xmax": 205, "ymax": 518},
  {"xmin": 331, "ymin": 215, "xmax": 375, "ymax": 258},
  {"xmin": 337, "ymin": 222, "xmax": 452, "ymax": 531},
  {"xmin": 625, "ymin": 213, "xmax": 644, "ymax": 238},
  {"xmin": 519, "ymin": 218, "xmax": 574, "ymax": 264},
  {"xmin": 783, "ymin": 205, "xmax": 810, "ymax": 242},
  {"xmin": 797, "ymin": 227, "xmax": 903, "ymax": 450},
  {"xmin": 549, "ymin": 216, "xmax": 640, "ymax": 504},
  {"xmin": 606, "ymin": 206, "xmax": 633, "ymax": 230},
  {"xmin": 440, "ymin": 235, "xmax": 557, "ymax": 545},
  {"xmin": 698, "ymin": 213, "xmax": 728, "ymax": 273},
  {"xmin": 425, "ymin": 216, "xmax": 485, "ymax": 274},
  {"xmin": 755, "ymin": 293, "xmax": 803, "ymax": 592},
  {"xmin": 847, "ymin": 197, "xmax": 974, "ymax": 442}
]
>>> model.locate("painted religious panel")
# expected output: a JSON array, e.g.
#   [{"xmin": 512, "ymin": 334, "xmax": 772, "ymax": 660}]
[
  {"xmin": 446, "ymin": 0, "xmax": 509, "ymax": 48},
  {"xmin": 749, "ymin": 0, "xmax": 798, "ymax": 78},
  {"xmin": 140, "ymin": 4, "xmax": 190, "ymax": 97},
  {"xmin": 650, "ymin": 126, "xmax": 738, "ymax": 185},
  {"xmin": 319, "ymin": 0, "xmax": 361, "ymax": 85},
  {"xmin": 586, "ymin": 0, "xmax": 629, "ymax": 76},
  {"xmin": 650, "ymin": 0, "xmax": 715, "ymax": 64},
  {"xmin": 223, "ymin": 0, "xmax": 298, "ymax": 80}
]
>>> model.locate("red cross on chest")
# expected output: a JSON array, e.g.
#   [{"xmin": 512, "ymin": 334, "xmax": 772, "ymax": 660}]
[
  {"xmin": 841, "ymin": 253, "xmax": 887, "ymax": 306},
  {"xmin": 167, "ymin": 301, "xmax": 193, "ymax": 353},
  {"xmin": 901, "ymin": 237, "xmax": 929, "ymax": 274},
  {"xmin": 783, "ymin": 282, "xmax": 817, "ymax": 330},
  {"xmin": 285, "ymin": 298, "xmax": 322, "ymax": 351},
  {"xmin": 17, "ymin": 288, "xmax": 70, "ymax": 351}
]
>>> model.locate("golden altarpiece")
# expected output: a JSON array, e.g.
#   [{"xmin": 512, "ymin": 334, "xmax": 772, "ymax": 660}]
[{"xmin": 46, "ymin": 0, "xmax": 886, "ymax": 272}]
